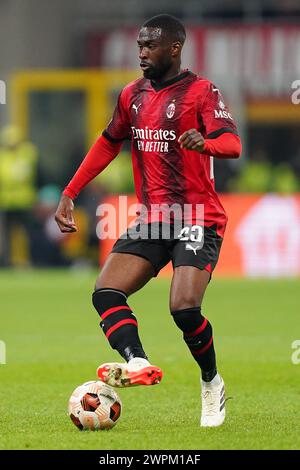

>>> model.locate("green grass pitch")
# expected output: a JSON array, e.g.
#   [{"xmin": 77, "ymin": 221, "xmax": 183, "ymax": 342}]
[{"xmin": 0, "ymin": 269, "xmax": 299, "ymax": 450}]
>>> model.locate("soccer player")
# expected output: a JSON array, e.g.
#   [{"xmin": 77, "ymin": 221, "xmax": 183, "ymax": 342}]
[{"xmin": 55, "ymin": 14, "xmax": 241, "ymax": 427}]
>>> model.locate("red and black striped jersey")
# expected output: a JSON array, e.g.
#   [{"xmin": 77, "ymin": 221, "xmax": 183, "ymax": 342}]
[{"xmin": 103, "ymin": 70, "xmax": 239, "ymax": 236}]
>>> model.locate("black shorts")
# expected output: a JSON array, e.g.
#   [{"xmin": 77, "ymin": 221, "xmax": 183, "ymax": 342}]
[{"xmin": 111, "ymin": 222, "xmax": 223, "ymax": 277}]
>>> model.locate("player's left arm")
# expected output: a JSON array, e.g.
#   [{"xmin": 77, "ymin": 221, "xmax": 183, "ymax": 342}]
[
  {"xmin": 178, "ymin": 128, "xmax": 241, "ymax": 159},
  {"xmin": 178, "ymin": 81, "xmax": 242, "ymax": 159}
]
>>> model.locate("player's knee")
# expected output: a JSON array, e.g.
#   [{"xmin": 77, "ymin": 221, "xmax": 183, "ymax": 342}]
[
  {"xmin": 94, "ymin": 275, "xmax": 105, "ymax": 292},
  {"xmin": 170, "ymin": 295, "xmax": 201, "ymax": 313}
]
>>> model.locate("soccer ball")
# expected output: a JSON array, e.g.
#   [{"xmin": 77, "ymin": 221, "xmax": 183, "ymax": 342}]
[{"xmin": 68, "ymin": 380, "xmax": 122, "ymax": 430}]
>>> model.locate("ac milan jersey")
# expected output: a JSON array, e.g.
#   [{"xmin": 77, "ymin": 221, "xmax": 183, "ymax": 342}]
[{"xmin": 103, "ymin": 71, "xmax": 239, "ymax": 236}]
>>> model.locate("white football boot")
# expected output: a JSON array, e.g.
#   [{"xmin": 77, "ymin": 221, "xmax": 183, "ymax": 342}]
[
  {"xmin": 97, "ymin": 357, "xmax": 163, "ymax": 387},
  {"xmin": 200, "ymin": 374, "xmax": 226, "ymax": 427}
]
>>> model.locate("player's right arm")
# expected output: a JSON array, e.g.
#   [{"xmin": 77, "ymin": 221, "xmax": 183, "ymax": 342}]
[
  {"xmin": 55, "ymin": 88, "xmax": 131, "ymax": 233},
  {"xmin": 55, "ymin": 194, "xmax": 77, "ymax": 233}
]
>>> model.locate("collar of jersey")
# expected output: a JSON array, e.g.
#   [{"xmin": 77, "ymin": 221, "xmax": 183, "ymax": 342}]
[{"xmin": 150, "ymin": 70, "xmax": 192, "ymax": 91}]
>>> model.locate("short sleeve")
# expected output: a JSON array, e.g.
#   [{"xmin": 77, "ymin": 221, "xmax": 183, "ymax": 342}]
[
  {"xmin": 103, "ymin": 89, "xmax": 131, "ymax": 142},
  {"xmin": 199, "ymin": 82, "xmax": 238, "ymax": 139}
]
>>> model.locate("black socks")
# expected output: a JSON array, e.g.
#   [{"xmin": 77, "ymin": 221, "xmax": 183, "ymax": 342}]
[
  {"xmin": 92, "ymin": 288, "xmax": 147, "ymax": 362},
  {"xmin": 171, "ymin": 307, "xmax": 217, "ymax": 382}
]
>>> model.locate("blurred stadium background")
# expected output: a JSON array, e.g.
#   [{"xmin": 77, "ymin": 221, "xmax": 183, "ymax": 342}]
[{"xmin": 0, "ymin": 0, "xmax": 300, "ymax": 276}]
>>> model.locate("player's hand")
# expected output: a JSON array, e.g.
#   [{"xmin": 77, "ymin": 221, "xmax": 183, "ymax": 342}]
[
  {"xmin": 178, "ymin": 129, "xmax": 205, "ymax": 152},
  {"xmin": 55, "ymin": 195, "xmax": 77, "ymax": 233}
]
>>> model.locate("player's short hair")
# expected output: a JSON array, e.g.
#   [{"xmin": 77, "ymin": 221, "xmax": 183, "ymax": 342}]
[{"xmin": 142, "ymin": 14, "xmax": 186, "ymax": 45}]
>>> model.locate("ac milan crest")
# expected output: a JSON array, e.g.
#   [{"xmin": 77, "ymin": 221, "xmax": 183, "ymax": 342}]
[{"xmin": 166, "ymin": 102, "xmax": 176, "ymax": 118}]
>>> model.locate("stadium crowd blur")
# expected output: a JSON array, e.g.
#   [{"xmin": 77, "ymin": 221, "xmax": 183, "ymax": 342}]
[{"xmin": 0, "ymin": 0, "xmax": 300, "ymax": 268}]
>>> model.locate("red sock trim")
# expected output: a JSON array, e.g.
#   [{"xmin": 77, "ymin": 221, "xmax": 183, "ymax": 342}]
[
  {"xmin": 105, "ymin": 319, "xmax": 138, "ymax": 339},
  {"xmin": 192, "ymin": 336, "xmax": 213, "ymax": 356},
  {"xmin": 185, "ymin": 318, "xmax": 208, "ymax": 338},
  {"xmin": 101, "ymin": 305, "xmax": 131, "ymax": 320}
]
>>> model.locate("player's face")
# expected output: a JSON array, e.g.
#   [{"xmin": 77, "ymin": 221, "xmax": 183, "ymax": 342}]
[{"xmin": 137, "ymin": 27, "xmax": 174, "ymax": 80}]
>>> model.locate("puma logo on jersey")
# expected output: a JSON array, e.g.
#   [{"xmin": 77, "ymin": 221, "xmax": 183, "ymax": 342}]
[
  {"xmin": 132, "ymin": 103, "xmax": 141, "ymax": 114},
  {"xmin": 185, "ymin": 243, "xmax": 201, "ymax": 255}
]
